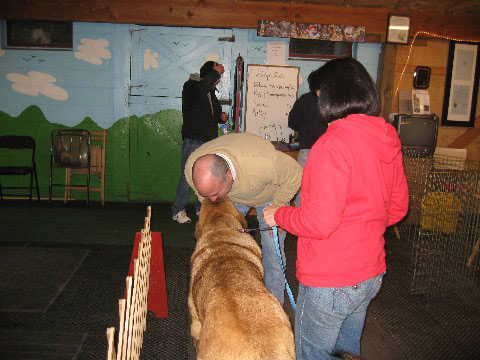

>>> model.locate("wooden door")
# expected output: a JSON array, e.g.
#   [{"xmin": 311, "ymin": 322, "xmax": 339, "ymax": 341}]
[{"xmin": 127, "ymin": 25, "xmax": 233, "ymax": 201}]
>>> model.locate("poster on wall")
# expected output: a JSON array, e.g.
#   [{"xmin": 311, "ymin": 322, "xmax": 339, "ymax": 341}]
[
  {"xmin": 442, "ymin": 41, "xmax": 480, "ymax": 127},
  {"xmin": 412, "ymin": 90, "xmax": 430, "ymax": 115},
  {"xmin": 257, "ymin": 20, "xmax": 365, "ymax": 42},
  {"xmin": 244, "ymin": 65, "xmax": 299, "ymax": 143},
  {"xmin": 266, "ymin": 42, "xmax": 287, "ymax": 65}
]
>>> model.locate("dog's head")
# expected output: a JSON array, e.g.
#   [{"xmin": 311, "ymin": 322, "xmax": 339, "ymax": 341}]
[{"xmin": 195, "ymin": 198, "xmax": 248, "ymax": 239}]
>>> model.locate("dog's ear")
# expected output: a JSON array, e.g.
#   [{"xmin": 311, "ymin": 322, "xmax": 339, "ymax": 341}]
[
  {"xmin": 194, "ymin": 220, "xmax": 203, "ymax": 240},
  {"xmin": 237, "ymin": 210, "xmax": 248, "ymax": 229},
  {"xmin": 227, "ymin": 199, "xmax": 247, "ymax": 229},
  {"xmin": 195, "ymin": 199, "xmax": 209, "ymax": 239}
]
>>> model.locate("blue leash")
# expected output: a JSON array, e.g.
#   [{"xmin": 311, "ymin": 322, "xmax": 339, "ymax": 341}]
[{"xmin": 273, "ymin": 226, "xmax": 296, "ymax": 311}]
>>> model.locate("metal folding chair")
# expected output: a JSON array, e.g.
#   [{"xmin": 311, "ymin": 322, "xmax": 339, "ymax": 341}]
[{"xmin": 0, "ymin": 135, "xmax": 40, "ymax": 202}]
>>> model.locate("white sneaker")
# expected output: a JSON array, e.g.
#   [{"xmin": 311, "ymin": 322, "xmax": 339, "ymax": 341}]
[{"xmin": 172, "ymin": 210, "xmax": 191, "ymax": 224}]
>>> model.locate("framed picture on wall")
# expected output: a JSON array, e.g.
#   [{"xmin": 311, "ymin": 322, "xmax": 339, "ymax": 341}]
[
  {"xmin": 6, "ymin": 20, "xmax": 72, "ymax": 49},
  {"xmin": 442, "ymin": 41, "xmax": 480, "ymax": 127}
]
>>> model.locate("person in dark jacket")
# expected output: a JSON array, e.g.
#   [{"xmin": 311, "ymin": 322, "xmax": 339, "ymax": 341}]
[
  {"xmin": 172, "ymin": 61, "xmax": 228, "ymax": 224},
  {"xmin": 288, "ymin": 69, "xmax": 328, "ymax": 206}
]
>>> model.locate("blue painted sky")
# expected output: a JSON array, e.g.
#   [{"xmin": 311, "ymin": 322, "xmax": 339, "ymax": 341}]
[{"xmin": 0, "ymin": 22, "xmax": 381, "ymax": 129}]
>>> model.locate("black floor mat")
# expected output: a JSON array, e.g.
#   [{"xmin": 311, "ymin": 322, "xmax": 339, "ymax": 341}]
[
  {"xmin": 0, "ymin": 247, "xmax": 88, "ymax": 312},
  {"xmin": 1, "ymin": 233, "xmax": 479, "ymax": 360},
  {"xmin": 0, "ymin": 243, "xmax": 192, "ymax": 360},
  {"xmin": 0, "ymin": 329, "xmax": 86, "ymax": 360}
]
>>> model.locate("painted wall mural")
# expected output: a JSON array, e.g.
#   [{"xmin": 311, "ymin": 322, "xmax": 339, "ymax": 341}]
[
  {"xmin": 7, "ymin": 71, "xmax": 68, "ymax": 100},
  {"xmin": 0, "ymin": 105, "xmax": 184, "ymax": 203},
  {"xmin": 0, "ymin": 21, "xmax": 382, "ymax": 203},
  {"xmin": 144, "ymin": 48, "xmax": 159, "ymax": 70},
  {"xmin": 74, "ymin": 38, "xmax": 112, "ymax": 65}
]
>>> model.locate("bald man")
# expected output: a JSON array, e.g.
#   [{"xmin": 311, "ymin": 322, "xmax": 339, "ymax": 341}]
[{"xmin": 185, "ymin": 132, "xmax": 302, "ymax": 305}]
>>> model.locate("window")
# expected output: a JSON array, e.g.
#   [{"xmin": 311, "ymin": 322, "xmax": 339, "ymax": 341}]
[
  {"xmin": 288, "ymin": 38, "xmax": 352, "ymax": 60},
  {"xmin": 6, "ymin": 20, "xmax": 72, "ymax": 50}
]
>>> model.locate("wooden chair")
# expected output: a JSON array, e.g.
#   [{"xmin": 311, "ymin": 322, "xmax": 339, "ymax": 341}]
[
  {"xmin": 0, "ymin": 135, "xmax": 40, "ymax": 202},
  {"xmin": 64, "ymin": 130, "xmax": 106, "ymax": 205},
  {"xmin": 50, "ymin": 129, "xmax": 91, "ymax": 204}
]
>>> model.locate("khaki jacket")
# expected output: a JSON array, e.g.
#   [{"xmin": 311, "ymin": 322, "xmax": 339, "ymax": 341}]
[{"xmin": 185, "ymin": 132, "xmax": 302, "ymax": 207}]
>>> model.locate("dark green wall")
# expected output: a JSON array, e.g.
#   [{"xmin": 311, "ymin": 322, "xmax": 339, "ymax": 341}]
[{"xmin": 0, "ymin": 106, "xmax": 189, "ymax": 203}]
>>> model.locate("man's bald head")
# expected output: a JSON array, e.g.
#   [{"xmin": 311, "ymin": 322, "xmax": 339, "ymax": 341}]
[{"xmin": 192, "ymin": 154, "xmax": 233, "ymax": 202}]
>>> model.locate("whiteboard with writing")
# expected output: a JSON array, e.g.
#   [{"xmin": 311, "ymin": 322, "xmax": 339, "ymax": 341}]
[{"xmin": 245, "ymin": 65, "xmax": 299, "ymax": 142}]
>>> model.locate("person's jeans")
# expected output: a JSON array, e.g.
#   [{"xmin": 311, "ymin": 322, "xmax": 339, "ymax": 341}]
[
  {"xmin": 295, "ymin": 273, "xmax": 384, "ymax": 360},
  {"xmin": 292, "ymin": 148, "xmax": 310, "ymax": 207},
  {"xmin": 171, "ymin": 138, "xmax": 204, "ymax": 216},
  {"xmin": 235, "ymin": 201, "xmax": 286, "ymax": 305}
]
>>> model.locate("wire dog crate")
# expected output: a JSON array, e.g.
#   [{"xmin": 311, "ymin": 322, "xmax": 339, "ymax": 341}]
[{"xmin": 398, "ymin": 150, "xmax": 480, "ymax": 298}]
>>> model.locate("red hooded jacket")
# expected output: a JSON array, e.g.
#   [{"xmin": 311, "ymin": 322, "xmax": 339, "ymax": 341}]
[{"xmin": 275, "ymin": 114, "xmax": 409, "ymax": 287}]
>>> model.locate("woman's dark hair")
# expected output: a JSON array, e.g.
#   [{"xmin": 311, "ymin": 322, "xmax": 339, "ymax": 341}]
[
  {"xmin": 200, "ymin": 61, "xmax": 218, "ymax": 78},
  {"xmin": 307, "ymin": 69, "xmax": 321, "ymax": 93},
  {"xmin": 316, "ymin": 57, "xmax": 379, "ymax": 122}
]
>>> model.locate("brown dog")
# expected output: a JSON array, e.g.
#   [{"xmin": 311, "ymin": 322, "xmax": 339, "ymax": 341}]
[{"xmin": 188, "ymin": 198, "xmax": 295, "ymax": 360}]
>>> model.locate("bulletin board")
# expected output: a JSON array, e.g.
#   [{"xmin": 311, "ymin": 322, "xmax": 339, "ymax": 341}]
[{"xmin": 245, "ymin": 64, "xmax": 299, "ymax": 142}]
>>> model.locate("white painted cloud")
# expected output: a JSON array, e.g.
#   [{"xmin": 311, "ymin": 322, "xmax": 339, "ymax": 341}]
[
  {"xmin": 7, "ymin": 71, "xmax": 68, "ymax": 101},
  {"xmin": 74, "ymin": 38, "xmax": 111, "ymax": 65},
  {"xmin": 144, "ymin": 48, "xmax": 159, "ymax": 70},
  {"xmin": 0, "ymin": 49, "xmax": 5, "ymax": 57},
  {"xmin": 205, "ymin": 53, "xmax": 220, "ymax": 63}
]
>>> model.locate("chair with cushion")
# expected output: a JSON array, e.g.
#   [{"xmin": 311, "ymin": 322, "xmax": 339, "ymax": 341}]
[
  {"xmin": 0, "ymin": 135, "xmax": 40, "ymax": 201},
  {"xmin": 64, "ymin": 130, "xmax": 106, "ymax": 205},
  {"xmin": 49, "ymin": 129, "xmax": 91, "ymax": 205}
]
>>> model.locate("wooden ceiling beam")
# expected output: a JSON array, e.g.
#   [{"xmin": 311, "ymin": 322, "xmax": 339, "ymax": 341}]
[{"xmin": 1, "ymin": 0, "xmax": 479, "ymax": 42}]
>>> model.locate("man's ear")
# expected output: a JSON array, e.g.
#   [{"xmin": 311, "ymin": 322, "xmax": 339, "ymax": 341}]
[{"xmin": 226, "ymin": 169, "xmax": 232, "ymax": 182}]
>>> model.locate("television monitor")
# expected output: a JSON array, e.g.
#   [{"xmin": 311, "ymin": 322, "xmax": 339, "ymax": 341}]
[{"xmin": 392, "ymin": 114, "xmax": 438, "ymax": 155}]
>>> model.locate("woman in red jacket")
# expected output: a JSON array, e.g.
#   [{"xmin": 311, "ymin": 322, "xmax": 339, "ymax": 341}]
[{"xmin": 264, "ymin": 57, "xmax": 409, "ymax": 360}]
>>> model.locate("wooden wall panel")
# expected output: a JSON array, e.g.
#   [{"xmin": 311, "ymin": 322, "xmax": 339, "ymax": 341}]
[
  {"xmin": 2, "ymin": 0, "xmax": 479, "ymax": 43},
  {"xmin": 389, "ymin": 38, "xmax": 480, "ymax": 159}
]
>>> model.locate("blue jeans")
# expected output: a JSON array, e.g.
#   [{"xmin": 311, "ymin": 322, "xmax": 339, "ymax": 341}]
[
  {"xmin": 171, "ymin": 138, "xmax": 203, "ymax": 216},
  {"xmin": 295, "ymin": 273, "xmax": 384, "ymax": 360},
  {"xmin": 292, "ymin": 149, "xmax": 310, "ymax": 207},
  {"xmin": 235, "ymin": 201, "xmax": 286, "ymax": 305}
]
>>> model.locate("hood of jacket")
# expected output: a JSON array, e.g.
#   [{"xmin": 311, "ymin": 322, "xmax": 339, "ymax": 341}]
[
  {"xmin": 188, "ymin": 72, "xmax": 218, "ymax": 93},
  {"xmin": 330, "ymin": 114, "xmax": 401, "ymax": 164},
  {"xmin": 189, "ymin": 73, "xmax": 201, "ymax": 81}
]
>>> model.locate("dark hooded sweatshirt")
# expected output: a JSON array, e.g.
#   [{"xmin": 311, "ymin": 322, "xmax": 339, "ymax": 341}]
[{"xmin": 181, "ymin": 70, "xmax": 223, "ymax": 142}]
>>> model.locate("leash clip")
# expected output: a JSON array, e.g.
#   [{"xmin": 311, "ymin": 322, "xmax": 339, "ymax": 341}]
[{"xmin": 238, "ymin": 227, "xmax": 272, "ymax": 233}]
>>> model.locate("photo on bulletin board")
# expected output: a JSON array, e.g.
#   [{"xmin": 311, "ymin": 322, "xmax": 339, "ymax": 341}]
[
  {"xmin": 244, "ymin": 64, "xmax": 299, "ymax": 143},
  {"xmin": 442, "ymin": 41, "xmax": 480, "ymax": 127}
]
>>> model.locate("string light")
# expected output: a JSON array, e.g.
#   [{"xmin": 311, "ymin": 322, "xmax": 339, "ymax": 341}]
[{"xmin": 393, "ymin": 31, "xmax": 480, "ymax": 97}]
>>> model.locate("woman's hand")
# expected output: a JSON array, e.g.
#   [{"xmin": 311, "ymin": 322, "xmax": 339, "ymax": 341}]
[{"xmin": 263, "ymin": 205, "xmax": 279, "ymax": 227}]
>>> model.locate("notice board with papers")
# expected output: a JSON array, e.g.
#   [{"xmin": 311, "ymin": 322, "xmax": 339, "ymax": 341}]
[{"xmin": 245, "ymin": 64, "xmax": 299, "ymax": 142}]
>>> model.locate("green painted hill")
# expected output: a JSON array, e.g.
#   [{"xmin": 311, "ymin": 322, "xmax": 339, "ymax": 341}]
[{"xmin": 0, "ymin": 106, "xmax": 185, "ymax": 203}]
